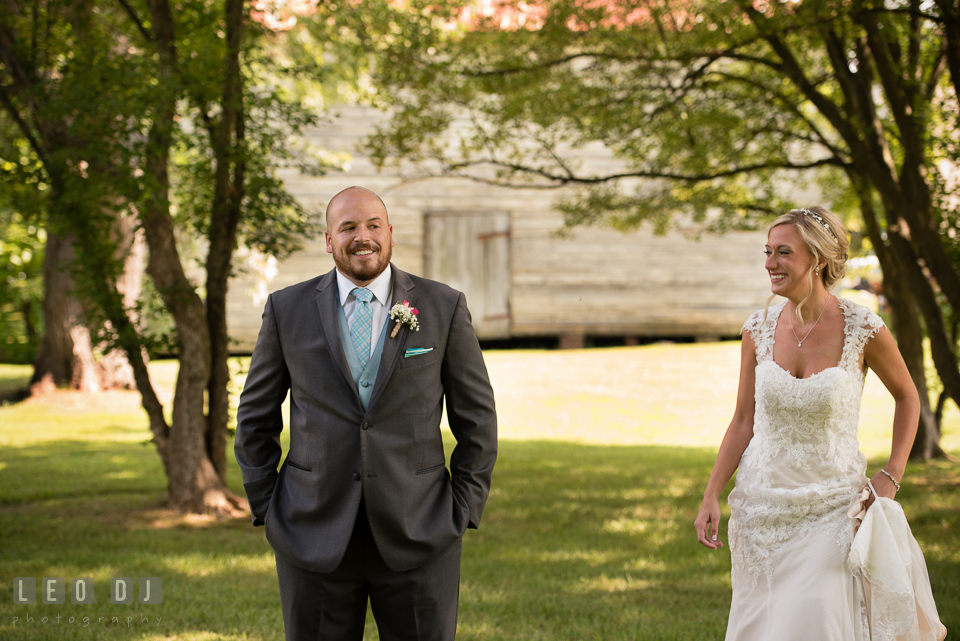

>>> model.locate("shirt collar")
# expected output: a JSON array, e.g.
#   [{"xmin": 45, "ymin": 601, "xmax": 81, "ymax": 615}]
[{"xmin": 336, "ymin": 264, "xmax": 393, "ymax": 308}]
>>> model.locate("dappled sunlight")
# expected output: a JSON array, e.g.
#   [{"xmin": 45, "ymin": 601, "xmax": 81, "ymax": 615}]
[
  {"xmin": 453, "ymin": 621, "xmax": 502, "ymax": 638},
  {"xmin": 622, "ymin": 557, "xmax": 667, "ymax": 572},
  {"xmin": 21, "ymin": 389, "xmax": 149, "ymax": 412},
  {"xmin": 459, "ymin": 581, "xmax": 508, "ymax": 605},
  {"xmin": 574, "ymin": 574, "xmax": 655, "ymax": 594},
  {"xmin": 105, "ymin": 470, "xmax": 141, "ymax": 480},
  {"xmin": 130, "ymin": 507, "xmax": 252, "ymax": 531},
  {"xmin": 922, "ymin": 542, "xmax": 960, "ymax": 563},
  {"xmin": 664, "ymin": 475, "xmax": 697, "ymax": 498},
  {"xmin": 622, "ymin": 487, "xmax": 654, "ymax": 501},
  {"xmin": 0, "ymin": 439, "xmax": 165, "ymax": 504},
  {"xmin": 538, "ymin": 548, "xmax": 617, "ymax": 566},
  {"xmin": 602, "ymin": 517, "xmax": 649, "ymax": 535},
  {"xmin": 0, "ymin": 400, "xmax": 151, "ymax": 447},
  {"xmin": 153, "ymin": 553, "xmax": 275, "ymax": 576},
  {"xmin": 619, "ymin": 503, "xmax": 661, "ymax": 521},
  {"xmin": 909, "ymin": 459, "xmax": 960, "ymax": 488}
]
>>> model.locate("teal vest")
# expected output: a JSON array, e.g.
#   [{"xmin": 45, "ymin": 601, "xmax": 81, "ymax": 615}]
[{"xmin": 337, "ymin": 301, "xmax": 389, "ymax": 412}]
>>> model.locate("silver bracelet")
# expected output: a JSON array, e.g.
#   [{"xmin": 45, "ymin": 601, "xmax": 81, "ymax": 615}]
[{"xmin": 879, "ymin": 468, "xmax": 901, "ymax": 491}]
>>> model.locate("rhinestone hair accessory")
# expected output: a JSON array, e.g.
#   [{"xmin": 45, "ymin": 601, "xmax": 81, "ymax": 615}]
[{"xmin": 798, "ymin": 208, "xmax": 839, "ymax": 243}]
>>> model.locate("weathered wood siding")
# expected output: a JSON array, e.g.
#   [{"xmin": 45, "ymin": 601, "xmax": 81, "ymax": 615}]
[{"xmin": 226, "ymin": 106, "xmax": 774, "ymax": 350}]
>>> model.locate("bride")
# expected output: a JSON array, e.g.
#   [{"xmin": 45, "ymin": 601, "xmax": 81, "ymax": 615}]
[{"xmin": 694, "ymin": 206, "xmax": 939, "ymax": 640}]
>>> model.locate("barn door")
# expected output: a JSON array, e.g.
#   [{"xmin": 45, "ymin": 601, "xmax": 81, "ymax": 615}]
[{"xmin": 424, "ymin": 212, "xmax": 511, "ymax": 339}]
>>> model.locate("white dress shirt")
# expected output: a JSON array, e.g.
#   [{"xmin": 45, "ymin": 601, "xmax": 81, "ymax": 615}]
[{"xmin": 336, "ymin": 265, "xmax": 393, "ymax": 357}]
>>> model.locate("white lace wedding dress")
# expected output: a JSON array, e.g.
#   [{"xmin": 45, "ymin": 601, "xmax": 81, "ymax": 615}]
[{"xmin": 727, "ymin": 299, "xmax": 882, "ymax": 640}]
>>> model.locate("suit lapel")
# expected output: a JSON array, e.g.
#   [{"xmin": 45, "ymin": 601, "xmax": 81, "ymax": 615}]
[
  {"xmin": 367, "ymin": 266, "xmax": 416, "ymax": 411},
  {"xmin": 315, "ymin": 269, "xmax": 363, "ymax": 409}
]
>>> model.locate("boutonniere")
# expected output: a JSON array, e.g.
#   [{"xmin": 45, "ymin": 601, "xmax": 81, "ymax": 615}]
[{"xmin": 389, "ymin": 300, "xmax": 420, "ymax": 338}]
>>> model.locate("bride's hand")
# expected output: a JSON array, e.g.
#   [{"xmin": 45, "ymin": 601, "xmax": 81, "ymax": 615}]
[
  {"xmin": 695, "ymin": 499, "xmax": 724, "ymax": 549},
  {"xmin": 865, "ymin": 470, "xmax": 899, "ymax": 509}
]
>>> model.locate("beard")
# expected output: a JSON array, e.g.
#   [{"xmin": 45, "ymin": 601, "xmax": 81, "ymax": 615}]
[{"xmin": 332, "ymin": 240, "xmax": 392, "ymax": 284}]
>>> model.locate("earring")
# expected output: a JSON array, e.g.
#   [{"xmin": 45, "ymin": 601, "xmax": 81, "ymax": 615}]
[{"xmin": 815, "ymin": 265, "xmax": 821, "ymax": 275}]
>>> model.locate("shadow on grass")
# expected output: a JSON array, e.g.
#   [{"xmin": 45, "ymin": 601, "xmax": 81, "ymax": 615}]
[
  {"xmin": 0, "ymin": 438, "xmax": 247, "ymax": 506},
  {"xmin": 0, "ymin": 438, "xmax": 167, "ymax": 506},
  {"xmin": 0, "ymin": 364, "xmax": 31, "ymax": 403},
  {"xmin": 0, "ymin": 440, "xmax": 956, "ymax": 641}
]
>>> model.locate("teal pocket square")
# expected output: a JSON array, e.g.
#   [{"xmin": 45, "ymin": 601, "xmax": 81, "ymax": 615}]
[{"xmin": 404, "ymin": 348, "xmax": 434, "ymax": 358}]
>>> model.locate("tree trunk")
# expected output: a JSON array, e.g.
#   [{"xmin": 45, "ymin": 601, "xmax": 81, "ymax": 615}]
[
  {"xmin": 871, "ymin": 245, "xmax": 944, "ymax": 460},
  {"xmin": 856, "ymin": 179, "xmax": 945, "ymax": 459},
  {"xmin": 935, "ymin": 0, "xmax": 960, "ymax": 127},
  {"xmin": 136, "ymin": 0, "xmax": 246, "ymax": 517},
  {"xmin": 140, "ymin": 137, "xmax": 245, "ymax": 515},
  {"xmin": 32, "ymin": 222, "xmax": 147, "ymax": 392},
  {"xmin": 1, "ymin": 0, "xmax": 242, "ymax": 515},
  {"xmin": 820, "ymin": 18, "xmax": 960, "ymax": 429},
  {"xmin": 32, "ymin": 229, "xmax": 77, "ymax": 386},
  {"xmin": 885, "ymin": 228, "xmax": 960, "ymax": 404},
  {"xmin": 31, "ymin": 228, "xmax": 100, "ymax": 391},
  {"xmin": 205, "ymin": 0, "xmax": 246, "ymax": 481}
]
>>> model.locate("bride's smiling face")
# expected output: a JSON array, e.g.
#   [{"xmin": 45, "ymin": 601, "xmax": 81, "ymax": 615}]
[{"xmin": 764, "ymin": 224, "xmax": 820, "ymax": 299}]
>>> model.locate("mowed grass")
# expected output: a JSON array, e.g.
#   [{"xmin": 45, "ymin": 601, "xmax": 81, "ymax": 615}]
[{"xmin": 0, "ymin": 343, "xmax": 958, "ymax": 640}]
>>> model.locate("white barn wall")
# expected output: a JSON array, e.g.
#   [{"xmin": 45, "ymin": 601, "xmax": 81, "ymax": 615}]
[{"xmin": 226, "ymin": 105, "xmax": 774, "ymax": 350}]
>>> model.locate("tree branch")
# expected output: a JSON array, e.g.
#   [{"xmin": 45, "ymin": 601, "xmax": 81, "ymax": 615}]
[
  {"xmin": 440, "ymin": 156, "xmax": 843, "ymax": 188},
  {"xmin": 934, "ymin": 0, "xmax": 960, "ymax": 117},
  {"xmin": 709, "ymin": 70, "xmax": 848, "ymax": 161},
  {"xmin": 740, "ymin": 3, "xmax": 862, "ymax": 149},
  {"xmin": 0, "ymin": 83, "xmax": 51, "ymax": 167},
  {"xmin": 858, "ymin": 13, "xmax": 915, "ymax": 136},
  {"xmin": 856, "ymin": 6, "xmax": 948, "ymax": 25},
  {"xmin": 464, "ymin": 52, "xmax": 607, "ymax": 77},
  {"xmin": 116, "ymin": 0, "xmax": 152, "ymax": 42},
  {"xmin": 460, "ymin": 38, "xmax": 778, "ymax": 79},
  {"xmin": 924, "ymin": 48, "xmax": 948, "ymax": 100}
]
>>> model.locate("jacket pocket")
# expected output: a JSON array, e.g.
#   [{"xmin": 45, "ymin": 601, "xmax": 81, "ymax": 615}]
[
  {"xmin": 399, "ymin": 349, "xmax": 442, "ymax": 369},
  {"xmin": 285, "ymin": 459, "xmax": 312, "ymax": 472},
  {"xmin": 416, "ymin": 462, "xmax": 447, "ymax": 475}
]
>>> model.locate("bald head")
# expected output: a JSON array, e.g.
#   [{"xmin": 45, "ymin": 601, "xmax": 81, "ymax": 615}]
[
  {"xmin": 325, "ymin": 186, "xmax": 388, "ymax": 229},
  {"xmin": 324, "ymin": 186, "xmax": 395, "ymax": 286}
]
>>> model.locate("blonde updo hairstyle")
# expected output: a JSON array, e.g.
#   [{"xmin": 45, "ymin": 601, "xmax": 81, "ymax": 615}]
[{"xmin": 766, "ymin": 206, "xmax": 849, "ymax": 323}]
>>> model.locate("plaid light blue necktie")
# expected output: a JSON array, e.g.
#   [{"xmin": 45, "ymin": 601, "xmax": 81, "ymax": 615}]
[{"xmin": 350, "ymin": 287, "xmax": 374, "ymax": 369}]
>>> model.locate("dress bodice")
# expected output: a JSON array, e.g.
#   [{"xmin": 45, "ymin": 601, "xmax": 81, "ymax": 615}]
[
  {"xmin": 744, "ymin": 299, "xmax": 884, "ymax": 485},
  {"xmin": 729, "ymin": 298, "xmax": 885, "ymax": 585}
]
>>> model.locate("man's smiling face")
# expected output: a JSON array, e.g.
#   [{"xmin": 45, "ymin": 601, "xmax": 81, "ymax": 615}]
[{"xmin": 324, "ymin": 188, "xmax": 395, "ymax": 286}]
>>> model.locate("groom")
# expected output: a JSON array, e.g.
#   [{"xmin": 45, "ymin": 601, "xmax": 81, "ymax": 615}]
[{"xmin": 235, "ymin": 186, "xmax": 498, "ymax": 641}]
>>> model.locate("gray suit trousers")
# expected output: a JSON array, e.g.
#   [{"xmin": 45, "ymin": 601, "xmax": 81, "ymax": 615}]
[{"xmin": 275, "ymin": 501, "xmax": 461, "ymax": 641}]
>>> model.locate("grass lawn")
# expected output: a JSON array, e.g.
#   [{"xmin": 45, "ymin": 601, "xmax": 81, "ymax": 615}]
[{"xmin": 0, "ymin": 343, "xmax": 957, "ymax": 640}]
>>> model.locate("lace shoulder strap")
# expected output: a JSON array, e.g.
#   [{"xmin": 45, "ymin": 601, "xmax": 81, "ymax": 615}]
[
  {"xmin": 741, "ymin": 302, "xmax": 783, "ymax": 364},
  {"xmin": 839, "ymin": 298, "xmax": 885, "ymax": 372}
]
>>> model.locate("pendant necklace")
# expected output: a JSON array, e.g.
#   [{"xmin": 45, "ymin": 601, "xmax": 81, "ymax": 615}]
[{"xmin": 790, "ymin": 295, "xmax": 831, "ymax": 348}]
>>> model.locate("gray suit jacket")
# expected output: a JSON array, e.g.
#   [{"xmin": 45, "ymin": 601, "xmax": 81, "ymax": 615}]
[{"xmin": 234, "ymin": 266, "xmax": 498, "ymax": 573}]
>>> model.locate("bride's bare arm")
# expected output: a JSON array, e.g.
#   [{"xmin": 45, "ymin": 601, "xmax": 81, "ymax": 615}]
[
  {"xmin": 862, "ymin": 326, "xmax": 920, "ymax": 504},
  {"xmin": 695, "ymin": 331, "xmax": 758, "ymax": 550}
]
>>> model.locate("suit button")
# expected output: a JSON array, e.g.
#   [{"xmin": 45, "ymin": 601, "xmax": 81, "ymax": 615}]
[
  {"xmin": 361, "ymin": 380, "xmax": 371, "ymax": 388},
  {"xmin": 362, "ymin": 422, "xmax": 370, "ymax": 430},
  {"xmin": 353, "ymin": 472, "xmax": 361, "ymax": 481}
]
